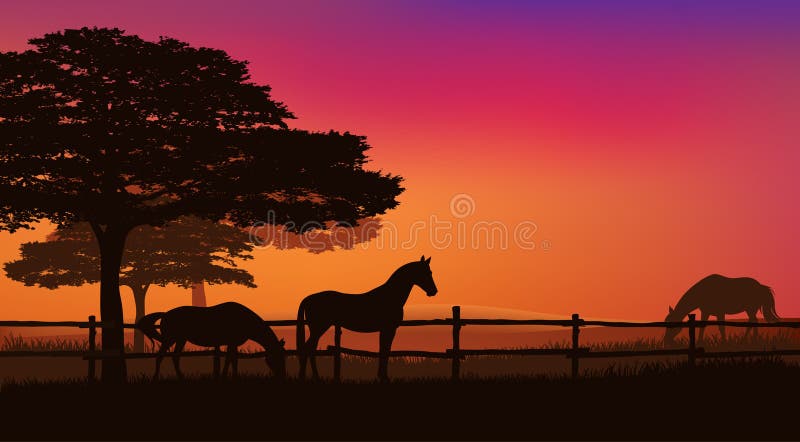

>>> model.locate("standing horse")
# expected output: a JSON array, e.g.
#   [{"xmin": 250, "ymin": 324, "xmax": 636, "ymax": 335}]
[
  {"xmin": 664, "ymin": 274, "xmax": 779, "ymax": 345},
  {"xmin": 136, "ymin": 302, "xmax": 286, "ymax": 379},
  {"xmin": 297, "ymin": 255, "xmax": 438, "ymax": 381}
]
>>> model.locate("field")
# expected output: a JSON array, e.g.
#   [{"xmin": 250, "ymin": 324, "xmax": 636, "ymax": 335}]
[
  {"xmin": 1, "ymin": 358, "xmax": 798, "ymax": 440},
  {"xmin": 1, "ymin": 328, "xmax": 799, "ymax": 440}
]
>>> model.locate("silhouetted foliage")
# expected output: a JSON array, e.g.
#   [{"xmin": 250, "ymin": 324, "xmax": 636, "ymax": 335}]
[
  {"xmin": 0, "ymin": 27, "xmax": 403, "ymax": 382},
  {"xmin": 3, "ymin": 217, "xmax": 256, "ymax": 351},
  {"xmin": 252, "ymin": 217, "xmax": 383, "ymax": 253}
]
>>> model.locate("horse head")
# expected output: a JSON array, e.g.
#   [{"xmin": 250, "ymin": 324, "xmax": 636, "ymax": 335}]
[
  {"xmin": 663, "ymin": 305, "xmax": 681, "ymax": 346},
  {"xmin": 414, "ymin": 255, "xmax": 438, "ymax": 297},
  {"xmin": 265, "ymin": 338, "xmax": 287, "ymax": 379}
]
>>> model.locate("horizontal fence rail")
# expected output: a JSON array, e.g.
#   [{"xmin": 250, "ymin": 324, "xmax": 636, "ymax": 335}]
[
  {"xmin": 2, "ymin": 308, "xmax": 800, "ymax": 382},
  {"xmin": 0, "ymin": 320, "xmax": 98, "ymax": 328},
  {"xmin": 4, "ymin": 318, "xmax": 796, "ymax": 329},
  {"xmin": 82, "ymin": 349, "xmax": 326, "ymax": 360}
]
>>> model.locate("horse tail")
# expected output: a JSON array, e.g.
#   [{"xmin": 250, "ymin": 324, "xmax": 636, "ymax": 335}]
[
  {"xmin": 136, "ymin": 312, "xmax": 165, "ymax": 347},
  {"xmin": 296, "ymin": 299, "xmax": 307, "ymax": 378},
  {"xmin": 761, "ymin": 286, "xmax": 780, "ymax": 322}
]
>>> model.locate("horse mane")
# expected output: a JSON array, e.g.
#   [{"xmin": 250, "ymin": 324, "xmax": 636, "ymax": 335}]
[
  {"xmin": 261, "ymin": 324, "xmax": 284, "ymax": 349},
  {"xmin": 386, "ymin": 261, "xmax": 420, "ymax": 283}
]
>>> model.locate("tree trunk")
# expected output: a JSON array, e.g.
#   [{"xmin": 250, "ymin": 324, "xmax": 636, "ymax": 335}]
[
  {"xmin": 131, "ymin": 284, "xmax": 149, "ymax": 352},
  {"xmin": 96, "ymin": 225, "xmax": 129, "ymax": 383},
  {"xmin": 192, "ymin": 280, "xmax": 207, "ymax": 307}
]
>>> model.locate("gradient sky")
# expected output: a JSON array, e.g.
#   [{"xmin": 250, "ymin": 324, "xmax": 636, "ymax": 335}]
[{"xmin": 0, "ymin": 1, "xmax": 798, "ymax": 322}]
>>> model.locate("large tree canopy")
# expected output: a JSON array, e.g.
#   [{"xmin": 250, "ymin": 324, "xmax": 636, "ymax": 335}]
[
  {"xmin": 4, "ymin": 218, "xmax": 256, "ymax": 352},
  {"xmin": 0, "ymin": 27, "xmax": 404, "ymax": 382}
]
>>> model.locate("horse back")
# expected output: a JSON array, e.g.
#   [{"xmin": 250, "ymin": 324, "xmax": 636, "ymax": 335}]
[
  {"xmin": 301, "ymin": 291, "xmax": 403, "ymax": 332},
  {"xmin": 692, "ymin": 274, "xmax": 771, "ymax": 313},
  {"xmin": 160, "ymin": 302, "xmax": 262, "ymax": 347}
]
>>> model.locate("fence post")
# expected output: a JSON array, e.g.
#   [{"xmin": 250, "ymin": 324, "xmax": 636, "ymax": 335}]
[
  {"xmin": 87, "ymin": 315, "xmax": 96, "ymax": 383},
  {"xmin": 571, "ymin": 313, "xmax": 581, "ymax": 379},
  {"xmin": 687, "ymin": 313, "xmax": 696, "ymax": 369},
  {"xmin": 333, "ymin": 325, "xmax": 342, "ymax": 382},
  {"xmin": 451, "ymin": 306, "xmax": 461, "ymax": 381}
]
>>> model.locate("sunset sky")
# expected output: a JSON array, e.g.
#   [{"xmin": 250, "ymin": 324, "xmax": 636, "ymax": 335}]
[{"xmin": 0, "ymin": 1, "xmax": 798, "ymax": 322}]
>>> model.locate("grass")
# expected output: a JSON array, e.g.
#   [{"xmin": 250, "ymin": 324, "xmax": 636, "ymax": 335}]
[
  {"xmin": 2, "ymin": 333, "xmax": 91, "ymax": 352},
  {"xmin": 1, "ymin": 328, "xmax": 799, "ymax": 440},
  {"xmin": 3, "ymin": 328, "xmax": 800, "ymax": 384},
  {"xmin": 1, "ymin": 333, "xmax": 137, "ymax": 353},
  {"xmin": 1, "ymin": 357, "xmax": 799, "ymax": 440},
  {"xmin": 542, "ymin": 328, "xmax": 800, "ymax": 352},
  {"xmin": 0, "ymin": 331, "xmax": 663, "ymax": 356},
  {"xmin": 6, "ymin": 328, "xmax": 796, "ymax": 354},
  {"xmin": 1, "ymin": 355, "xmax": 793, "ymax": 389}
]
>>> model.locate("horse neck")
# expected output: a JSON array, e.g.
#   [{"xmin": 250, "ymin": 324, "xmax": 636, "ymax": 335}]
[
  {"xmin": 673, "ymin": 289, "xmax": 701, "ymax": 319},
  {"xmin": 374, "ymin": 268, "xmax": 415, "ymax": 306},
  {"xmin": 252, "ymin": 327, "xmax": 280, "ymax": 351}
]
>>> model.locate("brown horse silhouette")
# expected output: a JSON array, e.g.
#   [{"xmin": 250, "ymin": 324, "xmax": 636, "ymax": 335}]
[
  {"xmin": 664, "ymin": 274, "xmax": 779, "ymax": 344},
  {"xmin": 297, "ymin": 256, "xmax": 438, "ymax": 381},
  {"xmin": 136, "ymin": 302, "xmax": 286, "ymax": 379}
]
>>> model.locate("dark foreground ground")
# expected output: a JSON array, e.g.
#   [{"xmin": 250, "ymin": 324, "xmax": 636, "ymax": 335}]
[{"xmin": 0, "ymin": 358, "xmax": 797, "ymax": 441}]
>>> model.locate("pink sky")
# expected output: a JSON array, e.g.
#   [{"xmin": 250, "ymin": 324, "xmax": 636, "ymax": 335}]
[{"xmin": 0, "ymin": 1, "xmax": 798, "ymax": 322}]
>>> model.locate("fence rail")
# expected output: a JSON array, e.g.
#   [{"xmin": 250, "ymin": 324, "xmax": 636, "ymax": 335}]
[{"xmin": 2, "ymin": 308, "xmax": 800, "ymax": 382}]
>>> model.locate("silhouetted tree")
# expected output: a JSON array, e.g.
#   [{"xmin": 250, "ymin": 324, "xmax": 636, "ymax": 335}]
[
  {"xmin": 191, "ymin": 282, "xmax": 207, "ymax": 308},
  {"xmin": 253, "ymin": 217, "xmax": 383, "ymax": 253},
  {"xmin": 0, "ymin": 28, "xmax": 403, "ymax": 382},
  {"xmin": 4, "ymin": 217, "xmax": 255, "ymax": 351}
]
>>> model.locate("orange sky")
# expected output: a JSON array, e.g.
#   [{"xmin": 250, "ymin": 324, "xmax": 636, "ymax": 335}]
[{"xmin": 1, "ymin": 2, "xmax": 799, "ymax": 323}]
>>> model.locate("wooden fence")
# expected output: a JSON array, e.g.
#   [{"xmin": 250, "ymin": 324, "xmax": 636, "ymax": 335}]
[{"xmin": 3, "ymin": 305, "xmax": 800, "ymax": 382}]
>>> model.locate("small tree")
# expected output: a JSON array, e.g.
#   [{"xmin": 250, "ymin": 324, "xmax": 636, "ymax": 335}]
[
  {"xmin": 0, "ymin": 28, "xmax": 403, "ymax": 381},
  {"xmin": 4, "ymin": 217, "xmax": 256, "ymax": 351}
]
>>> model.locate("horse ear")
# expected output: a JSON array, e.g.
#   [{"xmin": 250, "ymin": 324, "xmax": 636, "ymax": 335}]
[
  {"xmin": 279, "ymin": 338, "xmax": 286, "ymax": 348},
  {"xmin": 420, "ymin": 255, "xmax": 425, "ymax": 262},
  {"xmin": 425, "ymin": 256, "xmax": 431, "ymax": 264},
  {"xmin": 668, "ymin": 306, "xmax": 674, "ymax": 314}
]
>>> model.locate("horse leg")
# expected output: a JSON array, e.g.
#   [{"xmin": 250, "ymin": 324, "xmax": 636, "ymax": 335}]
[
  {"xmin": 305, "ymin": 325, "xmax": 328, "ymax": 380},
  {"xmin": 228, "ymin": 345, "xmax": 239, "ymax": 378},
  {"xmin": 172, "ymin": 340, "xmax": 187, "ymax": 379},
  {"xmin": 298, "ymin": 336, "xmax": 307, "ymax": 380},
  {"xmin": 154, "ymin": 340, "xmax": 173, "ymax": 380},
  {"xmin": 214, "ymin": 346, "xmax": 221, "ymax": 378},
  {"xmin": 222, "ymin": 347, "xmax": 236, "ymax": 378},
  {"xmin": 699, "ymin": 311, "xmax": 710, "ymax": 343},
  {"xmin": 378, "ymin": 327, "xmax": 398, "ymax": 382},
  {"xmin": 222, "ymin": 350, "xmax": 231, "ymax": 378},
  {"xmin": 717, "ymin": 314, "xmax": 726, "ymax": 342},
  {"xmin": 746, "ymin": 309, "xmax": 759, "ymax": 339}
]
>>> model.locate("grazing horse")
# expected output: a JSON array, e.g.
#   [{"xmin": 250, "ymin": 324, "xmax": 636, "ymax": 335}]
[
  {"xmin": 664, "ymin": 274, "xmax": 779, "ymax": 345},
  {"xmin": 297, "ymin": 255, "xmax": 438, "ymax": 381},
  {"xmin": 136, "ymin": 302, "xmax": 286, "ymax": 379}
]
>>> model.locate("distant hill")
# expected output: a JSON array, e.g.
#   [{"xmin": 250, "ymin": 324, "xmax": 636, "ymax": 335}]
[{"xmin": 405, "ymin": 304, "xmax": 572, "ymax": 320}]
